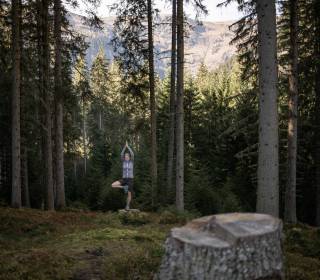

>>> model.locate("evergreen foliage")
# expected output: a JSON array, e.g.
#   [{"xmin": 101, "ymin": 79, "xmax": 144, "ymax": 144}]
[{"xmin": 0, "ymin": 0, "xmax": 320, "ymax": 226}]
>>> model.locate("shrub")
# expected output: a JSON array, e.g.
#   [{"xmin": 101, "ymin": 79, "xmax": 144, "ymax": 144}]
[
  {"xmin": 158, "ymin": 207, "xmax": 199, "ymax": 225},
  {"xmin": 186, "ymin": 178, "xmax": 243, "ymax": 215},
  {"xmin": 63, "ymin": 201, "xmax": 90, "ymax": 212},
  {"xmin": 118, "ymin": 211, "xmax": 151, "ymax": 226}
]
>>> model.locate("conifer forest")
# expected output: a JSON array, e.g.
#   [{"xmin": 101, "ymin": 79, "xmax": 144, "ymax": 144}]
[{"xmin": 0, "ymin": 0, "xmax": 320, "ymax": 279}]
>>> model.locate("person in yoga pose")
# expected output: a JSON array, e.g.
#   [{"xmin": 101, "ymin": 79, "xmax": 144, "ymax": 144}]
[{"xmin": 111, "ymin": 141, "xmax": 134, "ymax": 210}]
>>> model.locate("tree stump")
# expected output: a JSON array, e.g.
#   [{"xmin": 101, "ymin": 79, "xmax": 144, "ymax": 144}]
[{"xmin": 156, "ymin": 213, "xmax": 284, "ymax": 280}]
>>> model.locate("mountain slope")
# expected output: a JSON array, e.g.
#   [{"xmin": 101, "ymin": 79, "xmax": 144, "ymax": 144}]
[{"xmin": 69, "ymin": 13, "xmax": 236, "ymax": 77}]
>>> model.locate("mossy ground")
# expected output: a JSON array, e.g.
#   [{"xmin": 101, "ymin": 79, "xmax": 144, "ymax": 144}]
[
  {"xmin": 0, "ymin": 208, "xmax": 319, "ymax": 280},
  {"xmin": 284, "ymin": 223, "xmax": 320, "ymax": 279}
]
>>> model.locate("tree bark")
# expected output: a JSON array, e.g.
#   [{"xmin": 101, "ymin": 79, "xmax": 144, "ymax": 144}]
[
  {"xmin": 11, "ymin": 0, "xmax": 22, "ymax": 208},
  {"xmin": 167, "ymin": 0, "xmax": 177, "ymax": 199},
  {"xmin": 175, "ymin": 0, "xmax": 184, "ymax": 211},
  {"xmin": 99, "ymin": 110, "xmax": 102, "ymax": 131},
  {"xmin": 20, "ymin": 16, "xmax": 30, "ymax": 209},
  {"xmin": 21, "ymin": 147, "xmax": 30, "ymax": 207},
  {"xmin": 36, "ymin": 0, "xmax": 45, "ymax": 206},
  {"xmin": 285, "ymin": 0, "xmax": 298, "ymax": 223},
  {"xmin": 315, "ymin": 0, "xmax": 320, "ymax": 226},
  {"xmin": 156, "ymin": 213, "xmax": 284, "ymax": 280},
  {"xmin": 41, "ymin": 0, "xmax": 54, "ymax": 211},
  {"xmin": 147, "ymin": 0, "xmax": 157, "ymax": 208},
  {"xmin": 54, "ymin": 0, "xmax": 65, "ymax": 209},
  {"xmin": 256, "ymin": 0, "xmax": 279, "ymax": 217},
  {"xmin": 83, "ymin": 100, "xmax": 87, "ymax": 175}
]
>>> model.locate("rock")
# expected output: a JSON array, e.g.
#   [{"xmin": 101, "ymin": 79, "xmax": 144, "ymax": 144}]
[
  {"xmin": 156, "ymin": 213, "xmax": 284, "ymax": 280},
  {"xmin": 118, "ymin": 209, "xmax": 140, "ymax": 214}
]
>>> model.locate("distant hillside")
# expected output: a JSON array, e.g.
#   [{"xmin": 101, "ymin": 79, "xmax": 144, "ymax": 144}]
[{"xmin": 68, "ymin": 13, "xmax": 236, "ymax": 77}]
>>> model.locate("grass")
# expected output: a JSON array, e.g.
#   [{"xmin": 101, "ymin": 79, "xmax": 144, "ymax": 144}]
[
  {"xmin": 284, "ymin": 223, "xmax": 320, "ymax": 279},
  {"xmin": 0, "ymin": 207, "xmax": 319, "ymax": 279},
  {"xmin": 0, "ymin": 208, "xmax": 172, "ymax": 280}
]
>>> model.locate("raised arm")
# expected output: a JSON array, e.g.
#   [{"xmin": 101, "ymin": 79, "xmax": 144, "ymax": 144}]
[
  {"xmin": 120, "ymin": 143, "xmax": 127, "ymax": 161},
  {"xmin": 127, "ymin": 144, "xmax": 134, "ymax": 161}
]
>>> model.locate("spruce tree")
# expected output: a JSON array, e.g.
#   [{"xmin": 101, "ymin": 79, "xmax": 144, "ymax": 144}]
[
  {"xmin": 176, "ymin": 0, "xmax": 184, "ymax": 211},
  {"xmin": 285, "ymin": 0, "xmax": 299, "ymax": 223},
  {"xmin": 256, "ymin": 0, "xmax": 279, "ymax": 217},
  {"xmin": 112, "ymin": 0, "xmax": 157, "ymax": 204},
  {"xmin": 167, "ymin": 0, "xmax": 177, "ymax": 196},
  {"xmin": 147, "ymin": 0, "xmax": 157, "ymax": 207},
  {"xmin": 54, "ymin": 0, "xmax": 65, "ymax": 209},
  {"xmin": 39, "ymin": 0, "xmax": 54, "ymax": 210},
  {"xmin": 11, "ymin": 0, "xmax": 22, "ymax": 208},
  {"xmin": 315, "ymin": 0, "xmax": 320, "ymax": 226}
]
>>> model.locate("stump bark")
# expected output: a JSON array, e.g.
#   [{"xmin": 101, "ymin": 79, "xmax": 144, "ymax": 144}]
[{"xmin": 156, "ymin": 213, "xmax": 284, "ymax": 280}]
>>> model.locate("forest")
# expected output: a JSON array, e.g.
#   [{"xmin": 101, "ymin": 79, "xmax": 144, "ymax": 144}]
[{"xmin": 0, "ymin": 0, "xmax": 320, "ymax": 279}]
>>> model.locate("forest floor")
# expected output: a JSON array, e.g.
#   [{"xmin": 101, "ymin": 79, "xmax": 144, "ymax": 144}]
[{"xmin": 0, "ymin": 207, "xmax": 320, "ymax": 280}]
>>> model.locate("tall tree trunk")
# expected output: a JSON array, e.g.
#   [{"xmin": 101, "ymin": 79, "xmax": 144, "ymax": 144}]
[
  {"xmin": 99, "ymin": 110, "xmax": 102, "ymax": 131},
  {"xmin": 41, "ymin": 0, "xmax": 54, "ymax": 211},
  {"xmin": 285, "ymin": 0, "xmax": 298, "ymax": 223},
  {"xmin": 74, "ymin": 160, "xmax": 77, "ymax": 180},
  {"xmin": 36, "ymin": 0, "xmax": 45, "ymax": 206},
  {"xmin": 167, "ymin": 0, "xmax": 177, "ymax": 199},
  {"xmin": 147, "ymin": 0, "xmax": 157, "ymax": 207},
  {"xmin": 256, "ymin": 0, "xmax": 279, "ymax": 217},
  {"xmin": 11, "ymin": 0, "xmax": 21, "ymax": 208},
  {"xmin": 21, "ymin": 147, "xmax": 30, "ymax": 207},
  {"xmin": 315, "ymin": 0, "xmax": 320, "ymax": 226},
  {"xmin": 54, "ymin": 0, "xmax": 65, "ymax": 209},
  {"xmin": 175, "ymin": 0, "xmax": 184, "ymax": 211},
  {"xmin": 82, "ymin": 100, "xmax": 87, "ymax": 175},
  {"xmin": 20, "ymin": 7, "xmax": 30, "ymax": 208}
]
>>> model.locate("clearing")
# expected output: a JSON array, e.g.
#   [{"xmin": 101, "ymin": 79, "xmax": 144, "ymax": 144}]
[{"xmin": 0, "ymin": 208, "xmax": 319, "ymax": 279}]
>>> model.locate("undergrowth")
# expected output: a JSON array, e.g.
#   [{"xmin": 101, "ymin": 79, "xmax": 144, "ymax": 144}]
[{"xmin": 0, "ymin": 207, "xmax": 319, "ymax": 279}]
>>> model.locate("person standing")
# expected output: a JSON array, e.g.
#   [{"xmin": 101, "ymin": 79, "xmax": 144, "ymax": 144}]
[{"xmin": 111, "ymin": 141, "xmax": 134, "ymax": 210}]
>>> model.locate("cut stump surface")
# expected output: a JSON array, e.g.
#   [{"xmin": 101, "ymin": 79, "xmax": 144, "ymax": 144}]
[{"xmin": 156, "ymin": 212, "xmax": 284, "ymax": 280}]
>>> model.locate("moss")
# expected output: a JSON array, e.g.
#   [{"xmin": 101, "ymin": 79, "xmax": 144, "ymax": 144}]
[
  {"xmin": 0, "ymin": 207, "xmax": 173, "ymax": 280},
  {"xmin": 158, "ymin": 209, "xmax": 198, "ymax": 225},
  {"xmin": 102, "ymin": 242, "xmax": 163, "ymax": 280},
  {"xmin": 0, "ymin": 249, "xmax": 74, "ymax": 280},
  {"xmin": 285, "ymin": 253, "xmax": 320, "ymax": 280},
  {"xmin": 118, "ymin": 211, "xmax": 151, "ymax": 226},
  {"xmin": 1, "ymin": 207, "xmax": 320, "ymax": 280},
  {"xmin": 284, "ymin": 224, "xmax": 320, "ymax": 279}
]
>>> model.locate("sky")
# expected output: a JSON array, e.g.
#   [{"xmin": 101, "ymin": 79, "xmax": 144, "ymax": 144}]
[{"xmin": 67, "ymin": 0, "xmax": 242, "ymax": 23}]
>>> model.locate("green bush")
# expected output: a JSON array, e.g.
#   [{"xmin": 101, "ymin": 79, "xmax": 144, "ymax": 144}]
[
  {"xmin": 158, "ymin": 207, "xmax": 199, "ymax": 225},
  {"xmin": 285, "ymin": 224, "xmax": 320, "ymax": 258},
  {"xmin": 158, "ymin": 210, "xmax": 179, "ymax": 224},
  {"xmin": 0, "ymin": 199, "xmax": 8, "ymax": 207},
  {"xmin": 63, "ymin": 201, "xmax": 90, "ymax": 212},
  {"xmin": 213, "ymin": 182, "xmax": 243, "ymax": 213},
  {"xmin": 118, "ymin": 211, "xmax": 151, "ymax": 226},
  {"xmin": 186, "ymin": 176, "xmax": 243, "ymax": 216}
]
